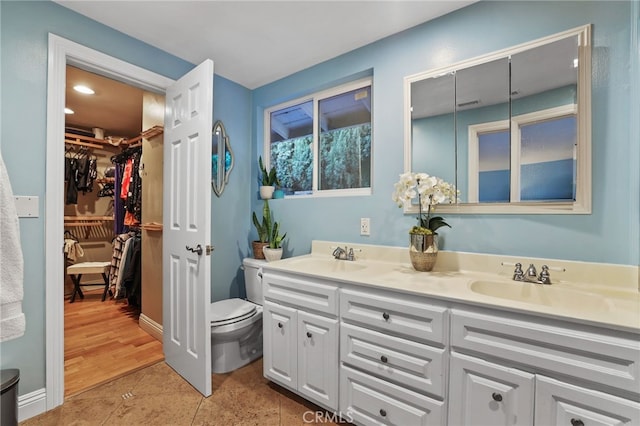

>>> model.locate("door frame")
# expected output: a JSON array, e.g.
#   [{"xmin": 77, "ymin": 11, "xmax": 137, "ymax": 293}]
[{"xmin": 45, "ymin": 34, "xmax": 175, "ymax": 409}]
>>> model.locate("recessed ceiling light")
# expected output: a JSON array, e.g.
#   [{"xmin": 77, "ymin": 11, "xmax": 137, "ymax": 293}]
[
  {"xmin": 64, "ymin": 108, "xmax": 74, "ymax": 114},
  {"xmin": 73, "ymin": 85, "xmax": 95, "ymax": 95}
]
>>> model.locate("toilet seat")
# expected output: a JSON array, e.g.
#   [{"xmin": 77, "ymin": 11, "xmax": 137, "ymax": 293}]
[{"xmin": 210, "ymin": 298, "xmax": 257, "ymax": 327}]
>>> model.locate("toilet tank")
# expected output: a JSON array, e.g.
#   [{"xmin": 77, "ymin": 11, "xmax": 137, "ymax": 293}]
[{"xmin": 242, "ymin": 258, "xmax": 265, "ymax": 305}]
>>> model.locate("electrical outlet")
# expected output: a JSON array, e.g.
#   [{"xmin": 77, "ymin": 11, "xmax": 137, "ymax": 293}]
[{"xmin": 360, "ymin": 218, "xmax": 370, "ymax": 236}]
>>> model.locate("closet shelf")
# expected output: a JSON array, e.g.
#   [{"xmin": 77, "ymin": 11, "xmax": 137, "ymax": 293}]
[
  {"xmin": 64, "ymin": 215, "xmax": 114, "ymax": 226},
  {"xmin": 126, "ymin": 126, "xmax": 164, "ymax": 147},
  {"xmin": 141, "ymin": 222, "xmax": 163, "ymax": 232}
]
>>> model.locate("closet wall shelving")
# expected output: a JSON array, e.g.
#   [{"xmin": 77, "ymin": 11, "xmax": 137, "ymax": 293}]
[{"xmin": 64, "ymin": 126, "xmax": 164, "ymax": 238}]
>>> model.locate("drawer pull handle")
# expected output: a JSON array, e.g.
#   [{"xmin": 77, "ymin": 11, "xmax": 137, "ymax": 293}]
[
  {"xmin": 380, "ymin": 355, "xmax": 388, "ymax": 363},
  {"xmin": 379, "ymin": 409, "xmax": 387, "ymax": 417},
  {"xmin": 277, "ymin": 323, "xmax": 283, "ymax": 329},
  {"xmin": 306, "ymin": 332, "xmax": 312, "ymax": 338},
  {"xmin": 570, "ymin": 419, "xmax": 584, "ymax": 426},
  {"xmin": 382, "ymin": 312, "xmax": 390, "ymax": 321},
  {"xmin": 492, "ymin": 392, "xmax": 503, "ymax": 402}
]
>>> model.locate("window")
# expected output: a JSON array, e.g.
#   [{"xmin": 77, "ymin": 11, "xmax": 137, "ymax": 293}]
[
  {"xmin": 265, "ymin": 78, "xmax": 372, "ymax": 197},
  {"xmin": 468, "ymin": 105, "xmax": 577, "ymax": 203}
]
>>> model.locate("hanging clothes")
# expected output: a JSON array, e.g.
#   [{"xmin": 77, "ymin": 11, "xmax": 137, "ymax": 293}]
[
  {"xmin": 64, "ymin": 146, "xmax": 97, "ymax": 204},
  {"xmin": 111, "ymin": 147, "xmax": 142, "ymax": 230}
]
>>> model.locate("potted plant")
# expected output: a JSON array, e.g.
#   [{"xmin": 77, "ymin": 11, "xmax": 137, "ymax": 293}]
[
  {"xmin": 263, "ymin": 221, "xmax": 287, "ymax": 262},
  {"xmin": 251, "ymin": 200, "xmax": 272, "ymax": 259},
  {"xmin": 258, "ymin": 156, "xmax": 278, "ymax": 199},
  {"xmin": 392, "ymin": 172, "xmax": 458, "ymax": 272}
]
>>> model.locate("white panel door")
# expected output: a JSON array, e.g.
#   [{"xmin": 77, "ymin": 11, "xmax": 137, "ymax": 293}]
[
  {"xmin": 298, "ymin": 310, "xmax": 339, "ymax": 410},
  {"xmin": 163, "ymin": 59, "xmax": 213, "ymax": 397}
]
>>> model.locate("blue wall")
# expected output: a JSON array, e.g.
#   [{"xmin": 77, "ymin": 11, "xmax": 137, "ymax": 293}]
[
  {"xmin": 252, "ymin": 1, "xmax": 639, "ymax": 267},
  {"xmin": 1, "ymin": 0, "xmax": 639, "ymax": 407},
  {"xmin": 0, "ymin": 1, "xmax": 252, "ymax": 396}
]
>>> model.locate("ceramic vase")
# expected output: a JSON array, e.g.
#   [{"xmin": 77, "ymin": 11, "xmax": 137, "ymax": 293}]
[
  {"xmin": 259, "ymin": 186, "xmax": 275, "ymax": 199},
  {"xmin": 263, "ymin": 247, "xmax": 283, "ymax": 262}
]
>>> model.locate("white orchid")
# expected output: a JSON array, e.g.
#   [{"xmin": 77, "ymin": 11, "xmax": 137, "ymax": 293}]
[{"xmin": 392, "ymin": 172, "xmax": 458, "ymax": 234}]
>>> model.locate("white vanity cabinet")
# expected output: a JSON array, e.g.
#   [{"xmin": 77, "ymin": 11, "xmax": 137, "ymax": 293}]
[
  {"xmin": 339, "ymin": 287, "xmax": 448, "ymax": 426},
  {"xmin": 449, "ymin": 307, "xmax": 640, "ymax": 426},
  {"xmin": 262, "ymin": 271, "xmax": 339, "ymax": 411}
]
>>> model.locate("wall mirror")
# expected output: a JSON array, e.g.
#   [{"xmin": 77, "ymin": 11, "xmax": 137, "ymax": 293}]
[
  {"xmin": 211, "ymin": 120, "xmax": 234, "ymax": 197},
  {"xmin": 404, "ymin": 24, "xmax": 591, "ymax": 214}
]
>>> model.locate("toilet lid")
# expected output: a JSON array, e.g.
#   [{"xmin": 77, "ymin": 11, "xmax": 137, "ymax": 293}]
[{"xmin": 210, "ymin": 298, "xmax": 257, "ymax": 325}]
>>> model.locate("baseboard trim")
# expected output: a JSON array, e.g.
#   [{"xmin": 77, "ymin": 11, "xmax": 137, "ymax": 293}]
[
  {"xmin": 18, "ymin": 387, "xmax": 47, "ymax": 422},
  {"xmin": 139, "ymin": 313, "xmax": 163, "ymax": 342}
]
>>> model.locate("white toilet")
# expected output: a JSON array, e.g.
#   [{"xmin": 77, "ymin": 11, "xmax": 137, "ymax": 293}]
[{"xmin": 210, "ymin": 258, "xmax": 265, "ymax": 373}]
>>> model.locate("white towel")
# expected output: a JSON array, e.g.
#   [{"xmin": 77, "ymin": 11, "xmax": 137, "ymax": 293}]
[{"xmin": 0, "ymin": 151, "xmax": 25, "ymax": 342}]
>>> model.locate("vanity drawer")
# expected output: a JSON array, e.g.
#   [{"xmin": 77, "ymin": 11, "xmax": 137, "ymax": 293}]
[
  {"xmin": 341, "ymin": 365, "xmax": 445, "ymax": 426},
  {"xmin": 451, "ymin": 308, "xmax": 640, "ymax": 396},
  {"xmin": 341, "ymin": 322, "xmax": 446, "ymax": 398},
  {"xmin": 263, "ymin": 271, "xmax": 339, "ymax": 316},
  {"xmin": 340, "ymin": 288, "xmax": 447, "ymax": 345}
]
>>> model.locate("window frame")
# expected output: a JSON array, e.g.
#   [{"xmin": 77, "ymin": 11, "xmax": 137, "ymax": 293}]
[{"xmin": 263, "ymin": 77, "xmax": 373, "ymax": 198}]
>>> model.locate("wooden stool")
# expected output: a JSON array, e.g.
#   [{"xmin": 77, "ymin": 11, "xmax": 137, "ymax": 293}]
[{"xmin": 66, "ymin": 262, "xmax": 111, "ymax": 303}]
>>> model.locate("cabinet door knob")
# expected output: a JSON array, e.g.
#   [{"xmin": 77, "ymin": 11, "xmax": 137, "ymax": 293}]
[
  {"xmin": 492, "ymin": 392, "xmax": 503, "ymax": 402},
  {"xmin": 380, "ymin": 355, "xmax": 388, "ymax": 363},
  {"xmin": 379, "ymin": 409, "xmax": 387, "ymax": 417},
  {"xmin": 277, "ymin": 322, "xmax": 283, "ymax": 328},
  {"xmin": 306, "ymin": 332, "xmax": 312, "ymax": 338},
  {"xmin": 382, "ymin": 312, "xmax": 390, "ymax": 321},
  {"xmin": 570, "ymin": 419, "xmax": 584, "ymax": 426}
]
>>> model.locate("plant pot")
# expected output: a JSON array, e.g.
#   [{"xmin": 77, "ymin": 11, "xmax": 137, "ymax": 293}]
[
  {"xmin": 252, "ymin": 241, "xmax": 269, "ymax": 259},
  {"xmin": 409, "ymin": 233, "xmax": 438, "ymax": 272},
  {"xmin": 263, "ymin": 247, "xmax": 283, "ymax": 262},
  {"xmin": 259, "ymin": 186, "xmax": 275, "ymax": 199}
]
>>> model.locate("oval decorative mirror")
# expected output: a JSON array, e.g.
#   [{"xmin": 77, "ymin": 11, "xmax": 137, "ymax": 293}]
[{"xmin": 211, "ymin": 120, "xmax": 234, "ymax": 197}]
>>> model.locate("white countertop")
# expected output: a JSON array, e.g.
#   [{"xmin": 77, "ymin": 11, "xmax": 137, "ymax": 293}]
[{"xmin": 261, "ymin": 241, "xmax": 640, "ymax": 333}]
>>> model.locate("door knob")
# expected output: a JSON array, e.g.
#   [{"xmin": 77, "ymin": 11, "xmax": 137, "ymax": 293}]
[
  {"xmin": 186, "ymin": 244, "xmax": 203, "ymax": 256},
  {"xmin": 492, "ymin": 392, "xmax": 503, "ymax": 402}
]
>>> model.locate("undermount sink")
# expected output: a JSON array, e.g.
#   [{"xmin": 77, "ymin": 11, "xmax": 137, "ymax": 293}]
[
  {"xmin": 283, "ymin": 257, "xmax": 368, "ymax": 273},
  {"xmin": 470, "ymin": 280, "xmax": 611, "ymax": 312}
]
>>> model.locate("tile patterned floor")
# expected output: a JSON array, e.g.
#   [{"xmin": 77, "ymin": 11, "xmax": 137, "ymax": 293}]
[{"xmin": 21, "ymin": 359, "xmax": 343, "ymax": 426}]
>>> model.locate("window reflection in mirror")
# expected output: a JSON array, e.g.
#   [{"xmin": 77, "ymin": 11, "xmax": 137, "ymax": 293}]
[{"xmin": 405, "ymin": 25, "xmax": 590, "ymax": 214}]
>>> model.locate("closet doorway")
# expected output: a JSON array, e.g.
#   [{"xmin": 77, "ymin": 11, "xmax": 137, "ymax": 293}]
[{"xmin": 63, "ymin": 65, "xmax": 165, "ymax": 397}]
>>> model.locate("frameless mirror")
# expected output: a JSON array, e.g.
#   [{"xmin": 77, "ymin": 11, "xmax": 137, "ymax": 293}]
[
  {"xmin": 211, "ymin": 120, "xmax": 234, "ymax": 197},
  {"xmin": 405, "ymin": 25, "xmax": 591, "ymax": 214}
]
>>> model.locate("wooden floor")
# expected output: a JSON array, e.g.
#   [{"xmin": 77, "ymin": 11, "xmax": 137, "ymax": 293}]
[{"xmin": 64, "ymin": 288, "xmax": 164, "ymax": 397}]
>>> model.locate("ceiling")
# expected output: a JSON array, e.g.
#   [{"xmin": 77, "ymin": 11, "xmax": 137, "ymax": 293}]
[
  {"xmin": 60, "ymin": 1, "xmax": 477, "ymax": 138},
  {"xmin": 54, "ymin": 0, "xmax": 477, "ymax": 89}
]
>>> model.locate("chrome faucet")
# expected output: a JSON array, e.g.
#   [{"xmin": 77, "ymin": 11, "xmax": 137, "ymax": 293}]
[
  {"xmin": 332, "ymin": 246, "xmax": 358, "ymax": 261},
  {"xmin": 332, "ymin": 246, "xmax": 347, "ymax": 260},
  {"xmin": 513, "ymin": 263, "xmax": 552, "ymax": 285}
]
